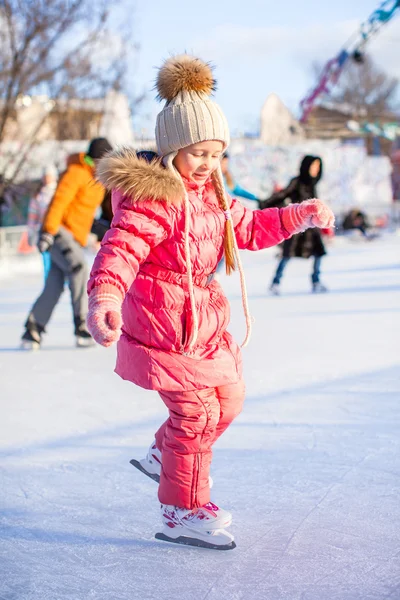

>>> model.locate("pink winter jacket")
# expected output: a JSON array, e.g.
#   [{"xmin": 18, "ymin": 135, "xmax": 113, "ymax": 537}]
[{"xmin": 88, "ymin": 151, "xmax": 293, "ymax": 392}]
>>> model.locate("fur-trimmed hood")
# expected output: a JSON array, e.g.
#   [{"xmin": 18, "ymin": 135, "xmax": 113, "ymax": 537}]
[{"xmin": 96, "ymin": 148, "xmax": 184, "ymax": 204}]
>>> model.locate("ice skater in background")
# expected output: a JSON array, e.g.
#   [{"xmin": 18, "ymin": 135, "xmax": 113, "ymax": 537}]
[
  {"xmin": 215, "ymin": 152, "xmax": 259, "ymax": 277},
  {"xmin": 221, "ymin": 152, "xmax": 259, "ymax": 203},
  {"xmin": 26, "ymin": 165, "xmax": 58, "ymax": 282},
  {"xmin": 21, "ymin": 137, "xmax": 112, "ymax": 350},
  {"xmin": 86, "ymin": 55, "xmax": 334, "ymax": 550},
  {"xmin": 260, "ymin": 155, "xmax": 330, "ymax": 294}
]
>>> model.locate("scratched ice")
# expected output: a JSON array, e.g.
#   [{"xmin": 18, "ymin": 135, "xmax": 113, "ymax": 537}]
[{"xmin": 1, "ymin": 234, "xmax": 399, "ymax": 600}]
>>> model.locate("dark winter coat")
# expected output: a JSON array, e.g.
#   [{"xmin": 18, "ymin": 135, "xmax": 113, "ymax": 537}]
[
  {"xmin": 91, "ymin": 191, "xmax": 113, "ymax": 242},
  {"xmin": 259, "ymin": 155, "xmax": 326, "ymax": 258}
]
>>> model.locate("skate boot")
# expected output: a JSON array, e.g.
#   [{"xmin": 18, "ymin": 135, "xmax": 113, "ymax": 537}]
[
  {"xmin": 156, "ymin": 503, "xmax": 235, "ymax": 550},
  {"xmin": 270, "ymin": 283, "xmax": 280, "ymax": 296},
  {"xmin": 130, "ymin": 441, "xmax": 213, "ymax": 488},
  {"xmin": 312, "ymin": 282, "xmax": 328, "ymax": 294},
  {"xmin": 74, "ymin": 317, "xmax": 96, "ymax": 348},
  {"xmin": 21, "ymin": 315, "xmax": 44, "ymax": 350},
  {"xmin": 130, "ymin": 441, "xmax": 162, "ymax": 483}
]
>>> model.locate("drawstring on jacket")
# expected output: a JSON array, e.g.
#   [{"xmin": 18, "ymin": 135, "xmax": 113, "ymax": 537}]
[
  {"xmin": 164, "ymin": 154, "xmax": 252, "ymax": 351},
  {"xmin": 214, "ymin": 164, "xmax": 252, "ymax": 348},
  {"xmin": 223, "ymin": 206, "xmax": 252, "ymax": 348}
]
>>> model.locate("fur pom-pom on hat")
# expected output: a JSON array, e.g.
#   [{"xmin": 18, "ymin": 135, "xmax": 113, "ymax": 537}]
[
  {"xmin": 155, "ymin": 53, "xmax": 230, "ymax": 156},
  {"xmin": 156, "ymin": 55, "xmax": 216, "ymax": 102}
]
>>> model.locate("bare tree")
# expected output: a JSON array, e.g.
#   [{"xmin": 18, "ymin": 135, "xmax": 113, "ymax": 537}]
[
  {"xmin": 311, "ymin": 54, "xmax": 399, "ymax": 120},
  {"xmin": 0, "ymin": 0, "xmax": 134, "ymax": 191}
]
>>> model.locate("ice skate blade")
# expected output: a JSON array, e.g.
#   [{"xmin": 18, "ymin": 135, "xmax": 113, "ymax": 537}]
[
  {"xmin": 155, "ymin": 530, "xmax": 236, "ymax": 551},
  {"xmin": 20, "ymin": 340, "xmax": 40, "ymax": 351},
  {"xmin": 130, "ymin": 459, "xmax": 160, "ymax": 483},
  {"xmin": 75, "ymin": 336, "xmax": 96, "ymax": 348}
]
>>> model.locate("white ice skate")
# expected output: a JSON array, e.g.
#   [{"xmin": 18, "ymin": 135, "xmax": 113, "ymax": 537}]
[
  {"xmin": 75, "ymin": 334, "xmax": 96, "ymax": 348},
  {"xmin": 130, "ymin": 442, "xmax": 162, "ymax": 483},
  {"xmin": 270, "ymin": 283, "xmax": 280, "ymax": 296},
  {"xmin": 20, "ymin": 339, "xmax": 41, "ymax": 351},
  {"xmin": 312, "ymin": 282, "xmax": 328, "ymax": 294},
  {"xmin": 74, "ymin": 319, "xmax": 96, "ymax": 348},
  {"xmin": 130, "ymin": 441, "xmax": 214, "ymax": 488},
  {"xmin": 20, "ymin": 329, "xmax": 41, "ymax": 350},
  {"xmin": 155, "ymin": 503, "xmax": 235, "ymax": 550}
]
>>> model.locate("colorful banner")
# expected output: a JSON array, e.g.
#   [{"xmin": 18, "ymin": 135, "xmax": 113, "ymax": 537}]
[
  {"xmin": 299, "ymin": 0, "xmax": 400, "ymax": 123},
  {"xmin": 347, "ymin": 120, "xmax": 400, "ymax": 140}
]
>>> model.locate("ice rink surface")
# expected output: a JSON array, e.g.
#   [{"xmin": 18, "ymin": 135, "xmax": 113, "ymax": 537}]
[{"xmin": 1, "ymin": 234, "xmax": 399, "ymax": 599}]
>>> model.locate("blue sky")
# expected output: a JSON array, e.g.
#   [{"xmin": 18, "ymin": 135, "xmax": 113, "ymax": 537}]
[{"xmin": 125, "ymin": 0, "xmax": 400, "ymax": 136}]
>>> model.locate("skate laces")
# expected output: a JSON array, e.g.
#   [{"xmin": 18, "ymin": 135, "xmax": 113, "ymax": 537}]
[
  {"xmin": 202, "ymin": 502, "xmax": 220, "ymax": 516},
  {"xmin": 183, "ymin": 503, "xmax": 224, "ymax": 522},
  {"xmin": 163, "ymin": 505, "xmax": 213, "ymax": 524},
  {"xmin": 161, "ymin": 503, "xmax": 231, "ymax": 532},
  {"xmin": 183, "ymin": 508, "xmax": 210, "ymax": 523}
]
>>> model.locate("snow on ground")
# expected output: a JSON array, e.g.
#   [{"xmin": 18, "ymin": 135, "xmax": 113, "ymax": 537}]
[{"xmin": 1, "ymin": 234, "xmax": 400, "ymax": 600}]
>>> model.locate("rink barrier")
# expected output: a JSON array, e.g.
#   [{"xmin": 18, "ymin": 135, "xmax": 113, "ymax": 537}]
[{"xmin": 0, "ymin": 226, "xmax": 30, "ymax": 257}]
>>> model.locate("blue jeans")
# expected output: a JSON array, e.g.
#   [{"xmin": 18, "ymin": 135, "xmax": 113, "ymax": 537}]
[{"xmin": 272, "ymin": 256, "xmax": 322, "ymax": 285}]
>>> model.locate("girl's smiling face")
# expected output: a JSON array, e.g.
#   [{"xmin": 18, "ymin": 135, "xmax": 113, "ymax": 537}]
[{"xmin": 173, "ymin": 140, "xmax": 224, "ymax": 185}]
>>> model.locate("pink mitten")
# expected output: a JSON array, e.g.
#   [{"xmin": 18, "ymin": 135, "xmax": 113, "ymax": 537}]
[
  {"xmin": 87, "ymin": 285, "xmax": 123, "ymax": 347},
  {"xmin": 281, "ymin": 199, "xmax": 335, "ymax": 235}
]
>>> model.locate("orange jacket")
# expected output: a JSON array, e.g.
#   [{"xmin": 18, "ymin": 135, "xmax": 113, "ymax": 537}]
[{"xmin": 43, "ymin": 153, "xmax": 105, "ymax": 246}]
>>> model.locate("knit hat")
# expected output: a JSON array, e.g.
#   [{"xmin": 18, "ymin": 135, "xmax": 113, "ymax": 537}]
[
  {"xmin": 155, "ymin": 55, "xmax": 230, "ymax": 156},
  {"xmin": 87, "ymin": 138, "xmax": 113, "ymax": 160}
]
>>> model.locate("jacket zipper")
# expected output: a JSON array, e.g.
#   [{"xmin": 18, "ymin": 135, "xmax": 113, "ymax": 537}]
[{"xmin": 193, "ymin": 452, "xmax": 201, "ymax": 506}]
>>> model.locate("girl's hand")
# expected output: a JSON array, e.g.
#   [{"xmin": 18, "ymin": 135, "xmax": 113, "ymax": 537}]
[
  {"xmin": 87, "ymin": 286, "xmax": 123, "ymax": 347},
  {"xmin": 281, "ymin": 199, "xmax": 335, "ymax": 234}
]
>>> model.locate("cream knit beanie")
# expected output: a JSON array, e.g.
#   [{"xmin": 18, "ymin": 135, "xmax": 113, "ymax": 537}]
[{"xmin": 155, "ymin": 55, "xmax": 230, "ymax": 156}]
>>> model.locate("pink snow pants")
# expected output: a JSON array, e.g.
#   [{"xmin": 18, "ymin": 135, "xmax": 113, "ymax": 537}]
[{"xmin": 155, "ymin": 379, "xmax": 245, "ymax": 509}]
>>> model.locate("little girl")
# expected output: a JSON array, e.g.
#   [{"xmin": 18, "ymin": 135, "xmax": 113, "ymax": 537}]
[{"xmin": 87, "ymin": 55, "xmax": 334, "ymax": 550}]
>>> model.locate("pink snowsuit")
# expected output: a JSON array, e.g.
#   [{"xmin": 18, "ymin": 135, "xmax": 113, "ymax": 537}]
[{"xmin": 88, "ymin": 152, "xmax": 293, "ymax": 508}]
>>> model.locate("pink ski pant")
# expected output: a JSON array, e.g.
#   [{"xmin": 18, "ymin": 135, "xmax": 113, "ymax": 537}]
[{"xmin": 155, "ymin": 379, "xmax": 245, "ymax": 509}]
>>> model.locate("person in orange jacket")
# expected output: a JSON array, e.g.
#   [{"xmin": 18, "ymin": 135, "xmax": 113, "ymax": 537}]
[{"xmin": 21, "ymin": 137, "xmax": 112, "ymax": 349}]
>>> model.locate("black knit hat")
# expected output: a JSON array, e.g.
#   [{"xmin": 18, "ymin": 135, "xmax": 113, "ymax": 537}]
[
  {"xmin": 87, "ymin": 138, "xmax": 112, "ymax": 160},
  {"xmin": 136, "ymin": 150, "xmax": 159, "ymax": 162}
]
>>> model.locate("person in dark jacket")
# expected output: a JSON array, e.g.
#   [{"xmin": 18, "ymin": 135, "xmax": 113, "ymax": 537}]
[
  {"xmin": 214, "ymin": 152, "xmax": 260, "ymax": 278},
  {"xmin": 260, "ymin": 155, "xmax": 328, "ymax": 294},
  {"xmin": 90, "ymin": 190, "xmax": 113, "ymax": 243},
  {"xmin": 342, "ymin": 209, "xmax": 370, "ymax": 237},
  {"xmin": 221, "ymin": 152, "xmax": 259, "ymax": 202},
  {"xmin": 91, "ymin": 151, "xmax": 159, "ymax": 243}
]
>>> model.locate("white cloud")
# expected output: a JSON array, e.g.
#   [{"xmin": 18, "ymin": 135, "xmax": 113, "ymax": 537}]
[
  {"xmin": 367, "ymin": 17, "xmax": 400, "ymax": 78},
  {"xmin": 192, "ymin": 18, "xmax": 400, "ymax": 79},
  {"xmin": 132, "ymin": 15, "xmax": 400, "ymax": 133},
  {"xmin": 183, "ymin": 17, "xmax": 400, "ymax": 130}
]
